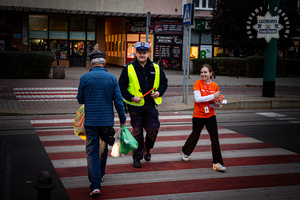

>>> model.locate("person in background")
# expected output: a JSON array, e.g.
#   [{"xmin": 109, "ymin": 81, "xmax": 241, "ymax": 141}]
[
  {"xmin": 77, "ymin": 52, "xmax": 126, "ymax": 197},
  {"xmin": 181, "ymin": 63, "xmax": 226, "ymax": 172},
  {"xmin": 11, "ymin": 45, "xmax": 19, "ymax": 51},
  {"xmin": 89, "ymin": 44, "xmax": 101, "ymax": 70},
  {"xmin": 118, "ymin": 41, "xmax": 168, "ymax": 168}
]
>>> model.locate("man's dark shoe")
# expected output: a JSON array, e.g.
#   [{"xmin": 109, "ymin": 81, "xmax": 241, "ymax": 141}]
[
  {"xmin": 133, "ymin": 159, "xmax": 141, "ymax": 168},
  {"xmin": 144, "ymin": 151, "xmax": 151, "ymax": 161}
]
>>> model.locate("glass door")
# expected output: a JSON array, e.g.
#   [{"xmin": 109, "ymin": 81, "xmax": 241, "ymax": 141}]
[{"xmin": 69, "ymin": 41, "xmax": 86, "ymax": 66}]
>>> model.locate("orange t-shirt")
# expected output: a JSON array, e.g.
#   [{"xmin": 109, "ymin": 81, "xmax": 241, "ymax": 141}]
[{"xmin": 193, "ymin": 79, "xmax": 219, "ymax": 118}]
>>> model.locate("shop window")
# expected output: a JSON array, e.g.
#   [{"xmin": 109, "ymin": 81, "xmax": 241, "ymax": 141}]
[
  {"xmin": 214, "ymin": 47, "xmax": 223, "ymax": 57},
  {"xmin": 127, "ymin": 34, "xmax": 139, "ymax": 58},
  {"xmin": 87, "ymin": 18, "xmax": 96, "ymax": 41},
  {"xmin": 49, "ymin": 40, "xmax": 68, "ymax": 59},
  {"xmin": 118, "ymin": 34, "xmax": 122, "ymax": 57},
  {"xmin": 114, "ymin": 34, "xmax": 118, "ymax": 57},
  {"xmin": 70, "ymin": 17, "xmax": 86, "ymax": 40},
  {"xmin": 0, "ymin": 40, "xmax": 5, "ymax": 51},
  {"xmin": 190, "ymin": 46, "xmax": 199, "ymax": 60},
  {"xmin": 191, "ymin": 30, "xmax": 200, "ymax": 44},
  {"xmin": 29, "ymin": 39, "xmax": 48, "ymax": 51},
  {"xmin": 194, "ymin": 0, "xmax": 216, "ymax": 10},
  {"xmin": 87, "ymin": 41, "xmax": 96, "ymax": 60},
  {"xmin": 29, "ymin": 15, "xmax": 48, "ymax": 51},
  {"xmin": 201, "ymin": 32, "xmax": 212, "ymax": 44},
  {"xmin": 111, "ymin": 35, "xmax": 114, "ymax": 57},
  {"xmin": 122, "ymin": 34, "xmax": 125, "ymax": 57}
]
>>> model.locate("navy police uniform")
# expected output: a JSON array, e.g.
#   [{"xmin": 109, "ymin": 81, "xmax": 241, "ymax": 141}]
[{"xmin": 118, "ymin": 42, "xmax": 168, "ymax": 167}]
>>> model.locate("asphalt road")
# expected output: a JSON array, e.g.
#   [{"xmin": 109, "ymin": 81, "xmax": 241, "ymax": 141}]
[{"xmin": 1, "ymin": 109, "xmax": 300, "ymax": 199}]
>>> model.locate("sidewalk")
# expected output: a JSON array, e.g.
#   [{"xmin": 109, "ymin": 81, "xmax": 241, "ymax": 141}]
[{"xmin": 0, "ymin": 65, "xmax": 300, "ymax": 115}]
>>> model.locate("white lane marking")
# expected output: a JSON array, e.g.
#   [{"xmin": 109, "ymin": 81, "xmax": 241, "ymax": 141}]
[
  {"xmin": 276, "ymin": 118, "xmax": 299, "ymax": 121},
  {"xmin": 256, "ymin": 112, "xmax": 287, "ymax": 118},
  {"xmin": 15, "ymin": 92, "xmax": 78, "ymax": 94},
  {"xmin": 30, "ymin": 115, "xmax": 192, "ymax": 124},
  {"xmin": 16, "ymin": 95, "xmax": 76, "ymax": 98},
  {"xmin": 13, "ymin": 87, "xmax": 78, "ymax": 91},
  {"xmin": 60, "ymin": 163, "xmax": 300, "ymax": 188},
  {"xmin": 38, "ymin": 128, "xmax": 237, "ymax": 141},
  {"xmin": 45, "ymin": 137, "xmax": 263, "ymax": 154},
  {"xmin": 52, "ymin": 148, "xmax": 295, "ymax": 169}
]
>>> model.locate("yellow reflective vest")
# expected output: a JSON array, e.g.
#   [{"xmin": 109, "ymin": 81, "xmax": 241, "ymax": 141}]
[{"xmin": 124, "ymin": 63, "xmax": 162, "ymax": 106}]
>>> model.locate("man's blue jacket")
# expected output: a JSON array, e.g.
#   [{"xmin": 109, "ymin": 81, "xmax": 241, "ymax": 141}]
[{"xmin": 77, "ymin": 66, "xmax": 126, "ymax": 126}]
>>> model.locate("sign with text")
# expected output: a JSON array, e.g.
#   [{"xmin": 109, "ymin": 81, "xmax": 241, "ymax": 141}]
[
  {"xmin": 29, "ymin": 30, "xmax": 48, "ymax": 39},
  {"xmin": 49, "ymin": 31, "xmax": 67, "ymax": 39},
  {"xmin": 70, "ymin": 32, "xmax": 85, "ymax": 40},
  {"xmin": 200, "ymin": 45, "xmax": 212, "ymax": 58},
  {"xmin": 155, "ymin": 19, "xmax": 183, "ymax": 35}
]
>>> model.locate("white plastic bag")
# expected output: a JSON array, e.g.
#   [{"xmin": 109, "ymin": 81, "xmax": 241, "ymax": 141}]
[{"xmin": 111, "ymin": 128, "xmax": 123, "ymax": 157}]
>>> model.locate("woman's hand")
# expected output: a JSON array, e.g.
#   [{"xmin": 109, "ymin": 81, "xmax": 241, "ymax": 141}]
[
  {"xmin": 213, "ymin": 91, "xmax": 220, "ymax": 98},
  {"xmin": 213, "ymin": 99, "xmax": 222, "ymax": 108}
]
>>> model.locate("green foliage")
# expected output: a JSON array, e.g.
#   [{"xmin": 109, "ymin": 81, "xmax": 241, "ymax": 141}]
[
  {"xmin": 215, "ymin": 53, "xmax": 230, "ymax": 57},
  {"xmin": 0, "ymin": 51, "xmax": 53, "ymax": 79},
  {"xmin": 245, "ymin": 56, "xmax": 264, "ymax": 77},
  {"xmin": 192, "ymin": 57, "xmax": 300, "ymax": 78}
]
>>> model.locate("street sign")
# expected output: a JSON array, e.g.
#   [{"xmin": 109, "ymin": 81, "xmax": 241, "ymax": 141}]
[{"xmin": 183, "ymin": 3, "xmax": 194, "ymax": 25}]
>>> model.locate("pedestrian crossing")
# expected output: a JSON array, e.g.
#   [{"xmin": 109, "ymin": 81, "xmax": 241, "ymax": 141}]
[
  {"xmin": 30, "ymin": 113, "xmax": 300, "ymax": 199},
  {"xmin": 256, "ymin": 112, "xmax": 300, "ymax": 124},
  {"xmin": 13, "ymin": 87, "xmax": 78, "ymax": 101}
]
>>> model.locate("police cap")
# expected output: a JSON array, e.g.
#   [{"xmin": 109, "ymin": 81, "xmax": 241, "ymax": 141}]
[{"xmin": 134, "ymin": 42, "xmax": 151, "ymax": 52}]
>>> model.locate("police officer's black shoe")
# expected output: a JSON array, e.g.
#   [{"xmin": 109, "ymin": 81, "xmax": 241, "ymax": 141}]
[
  {"xmin": 133, "ymin": 159, "xmax": 141, "ymax": 168},
  {"xmin": 144, "ymin": 151, "xmax": 151, "ymax": 161}
]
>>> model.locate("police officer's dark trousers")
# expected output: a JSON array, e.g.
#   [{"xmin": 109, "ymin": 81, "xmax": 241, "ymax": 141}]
[{"xmin": 128, "ymin": 104, "xmax": 160, "ymax": 161}]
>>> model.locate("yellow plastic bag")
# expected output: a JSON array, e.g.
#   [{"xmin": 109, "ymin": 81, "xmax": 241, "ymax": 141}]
[{"xmin": 74, "ymin": 105, "xmax": 86, "ymax": 140}]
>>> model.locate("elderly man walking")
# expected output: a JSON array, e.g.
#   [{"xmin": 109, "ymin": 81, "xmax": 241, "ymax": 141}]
[{"xmin": 77, "ymin": 52, "xmax": 126, "ymax": 197}]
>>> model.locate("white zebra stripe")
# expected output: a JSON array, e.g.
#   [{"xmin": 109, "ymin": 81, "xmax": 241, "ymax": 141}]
[
  {"xmin": 45, "ymin": 137, "xmax": 263, "ymax": 154},
  {"xmin": 61, "ymin": 163, "xmax": 300, "ymax": 189},
  {"xmin": 51, "ymin": 148, "xmax": 294, "ymax": 169}
]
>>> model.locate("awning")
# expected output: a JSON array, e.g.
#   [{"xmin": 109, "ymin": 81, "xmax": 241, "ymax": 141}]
[{"xmin": 0, "ymin": 5, "xmax": 205, "ymax": 19}]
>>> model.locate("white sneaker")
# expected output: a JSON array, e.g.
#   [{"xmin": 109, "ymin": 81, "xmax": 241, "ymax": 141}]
[
  {"xmin": 181, "ymin": 149, "xmax": 189, "ymax": 161},
  {"xmin": 90, "ymin": 189, "xmax": 100, "ymax": 197},
  {"xmin": 213, "ymin": 163, "xmax": 226, "ymax": 171}
]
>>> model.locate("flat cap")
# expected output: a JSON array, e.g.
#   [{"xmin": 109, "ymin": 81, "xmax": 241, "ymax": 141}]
[
  {"xmin": 90, "ymin": 52, "xmax": 106, "ymax": 60},
  {"xmin": 134, "ymin": 42, "xmax": 151, "ymax": 52}
]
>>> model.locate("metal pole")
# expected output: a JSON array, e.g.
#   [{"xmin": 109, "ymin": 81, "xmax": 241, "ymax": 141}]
[
  {"xmin": 185, "ymin": 25, "xmax": 191, "ymax": 104},
  {"xmin": 262, "ymin": 0, "xmax": 279, "ymax": 97},
  {"xmin": 146, "ymin": 12, "xmax": 150, "ymax": 42},
  {"xmin": 182, "ymin": 25, "xmax": 188, "ymax": 103},
  {"xmin": 2, "ymin": 141, "xmax": 11, "ymax": 200}
]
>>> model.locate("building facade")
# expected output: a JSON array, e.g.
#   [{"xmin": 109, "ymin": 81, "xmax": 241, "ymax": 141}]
[
  {"xmin": 0, "ymin": 0, "xmax": 222, "ymax": 69},
  {"xmin": 7, "ymin": 1, "xmax": 299, "ymax": 68}
]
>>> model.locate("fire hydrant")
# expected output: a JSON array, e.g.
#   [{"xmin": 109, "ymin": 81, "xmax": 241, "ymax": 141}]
[{"xmin": 34, "ymin": 171, "xmax": 55, "ymax": 200}]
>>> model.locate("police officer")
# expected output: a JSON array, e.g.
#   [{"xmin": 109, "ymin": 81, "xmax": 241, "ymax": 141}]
[{"xmin": 119, "ymin": 41, "xmax": 168, "ymax": 168}]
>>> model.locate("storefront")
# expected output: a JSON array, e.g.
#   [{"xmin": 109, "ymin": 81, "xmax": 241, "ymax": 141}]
[
  {"xmin": 190, "ymin": 20, "xmax": 214, "ymax": 59},
  {"xmin": 154, "ymin": 19, "xmax": 183, "ymax": 70},
  {"xmin": 125, "ymin": 19, "xmax": 154, "ymax": 64},
  {"xmin": 0, "ymin": 17, "xmax": 11, "ymax": 51},
  {"xmin": 28, "ymin": 15, "xmax": 97, "ymax": 67}
]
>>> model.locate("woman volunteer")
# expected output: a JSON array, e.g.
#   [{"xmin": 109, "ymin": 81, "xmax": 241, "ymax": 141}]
[{"xmin": 181, "ymin": 63, "xmax": 226, "ymax": 171}]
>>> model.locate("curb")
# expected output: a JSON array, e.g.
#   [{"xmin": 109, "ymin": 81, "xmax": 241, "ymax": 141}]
[
  {"xmin": 1, "ymin": 99, "xmax": 300, "ymax": 116},
  {"xmin": 160, "ymin": 99, "xmax": 300, "ymax": 112}
]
